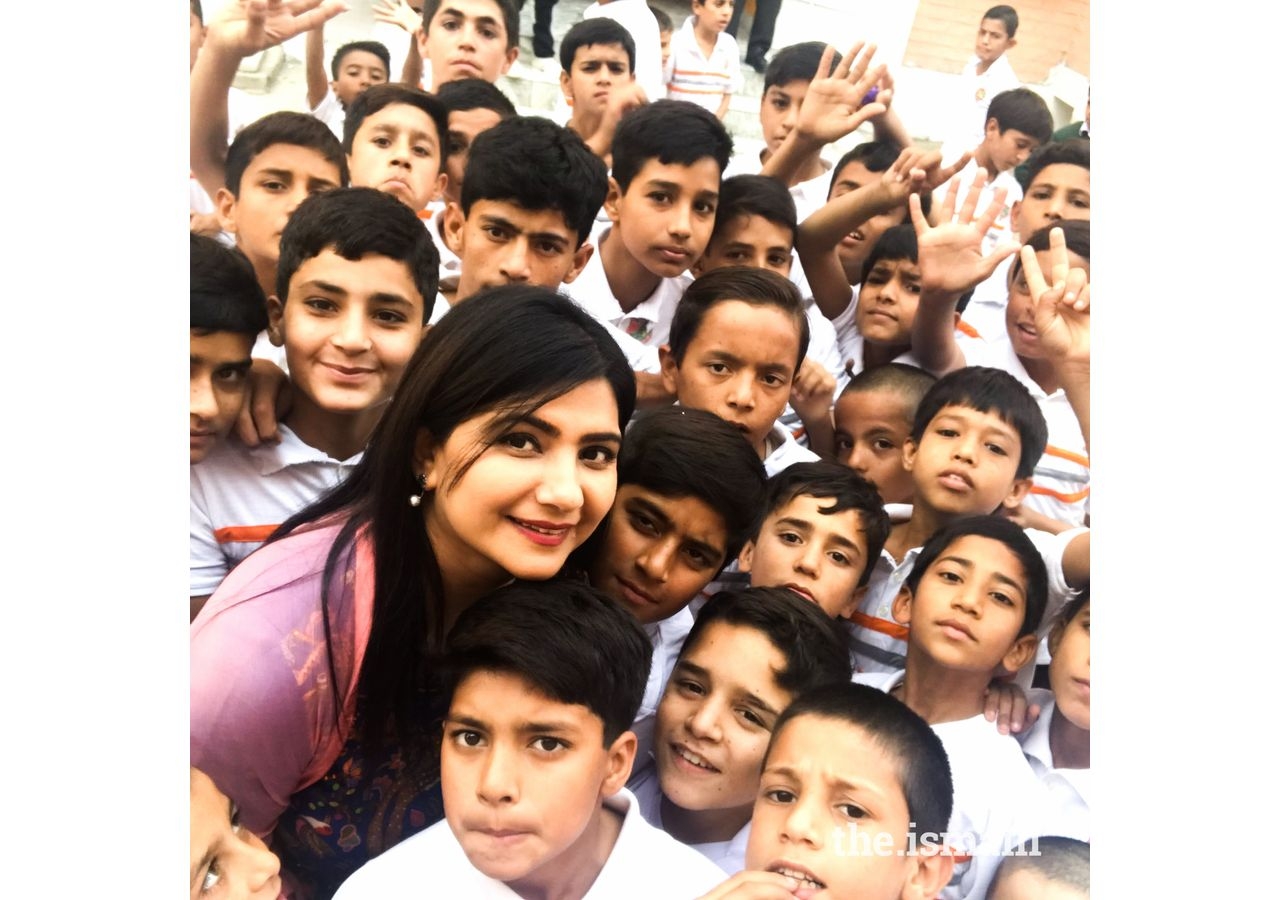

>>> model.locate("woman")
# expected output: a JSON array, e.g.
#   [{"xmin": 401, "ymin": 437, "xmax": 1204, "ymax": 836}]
[{"xmin": 192, "ymin": 286, "xmax": 636, "ymax": 898}]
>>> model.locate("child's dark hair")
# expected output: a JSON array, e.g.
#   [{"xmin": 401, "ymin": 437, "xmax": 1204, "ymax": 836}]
[
  {"xmin": 991, "ymin": 836, "xmax": 1089, "ymax": 894},
  {"xmin": 831, "ymin": 141, "xmax": 933, "ymax": 218},
  {"xmin": 191, "ymin": 234, "xmax": 268, "ymax": 336},
  {"xmin": 752, "ymin": 462, "xmax": 890, "ymax": 587},
  {"xmin": 711, "ymin": 175, "xmax": 798, "ymax": 247},
  {"xmin": 683, "ymin": 587, "xmax": 852, "ymax": 693},
  {"xmin": 224, "ymin": 111, "xmax": 347, "ymax": 196},
  {"xmin": 859, "ymin": 223, "xmax": 918, "ymax": 286},
  {"xmin": 342, "ymin": 84, "xmax": 451, "ymax": 160},
  {"xmin": 1054, "ymin": 586, "xmax": 1089, "ymax": 634},
  {"xmin": 763, "ymin": 41, "xmax": 839, "ymax": 92},
  {"xmin": 1018, "ymin": 137, "xmax": 1090, "ymax": 192},
  {"xmin": 435, "ymin": 77, "xmax": 518, "ymax": 119},
  {"xmin": 440, "ymin": 579, "xmax": 652, "ymax": 745},
  {"xmin": 648, "ymin": 4, "xmax": 673, "ymax": 33},
  {"xmin": 421, "ymin": 0, "xmax": 520, "ymax": 50},
  {"xmin": 983, "ymin": 5, "xmax": 1020, "ymax": 39},
  {"xmin": 559, "ymin": 18, "xmax": 636, "ymax": 73},
  {"xmin": 275, "ymin": 187, "xmax": 441, "ymax": 319},
  {"xmin": 462, "ymin": 116, "xmax": 609, "ymax": 247},
  {"xmin": 1010, "ymin": 218, "xmax": 1090, "ymax": 285},
  {"xmin": 611, "ymin": 99, "xmax": 733, "ymax": 194},
  {"xmin": 986, "ymin": 87, "xmax": 1053, "ymax": 144},
  {"xmin": 618, "ymin": 407, "xmax": 767, "ymax": 563},
  {"xmin": 330, "ymin": 40, "xmax": 391, "ymax": 80},
  {"xmin": 190, "ymin": 0, "xmax": 203, "ymax": 22},
  {"xmin": 768, "ymin": 683, "xmax": 953, "ymax": 839},
  {"xmin": 905, "ymin": 515, "xmax": 1048, "ymax": 639},
  {"xmin": 841, "ymin": 363, "xmax": 937, "ymax": 415},
  {"xmin": 910, "ymin": 366, "xmax": 1048, "ymax": 480},
  {"xmin": 668, "ymin": 267, "xmax": 809, "ymax": 371}
]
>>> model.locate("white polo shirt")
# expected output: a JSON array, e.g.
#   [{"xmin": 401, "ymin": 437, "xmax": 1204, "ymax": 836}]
[
  {"xmin": 310, "ymin": 87, "xmax": 346, "ymax": 140},
  {"xmin": 934, "ymin": 158, "xmax": 1022, "ymax": 256},
  {"xmin": 941, "ymin": 53, "xmax": 1021, "ymax": 162},
  {"xmin": 631, "ymin": 606, "xmax": 695, "ymax": 768},
  {"xmin": 583, "ymin": 0, "xmax": 666, "ymax": 102},
  {"xmin": 629, "ymin": 764, "xmax": 752, "ymax": 875},
  {"xmin": 565, "ymin": 226, "xmax": 687, "ymax": 349},
  {"xmin": 1018, "ymin": 689, "xmax": 1090, "ymax": 841},
  {"xmin": 332, "ymin": 786, "xmax": 728, "ymax": 899},
  {"xmin": 665, "ymin": 16, "xmax": 743, "ymax": 113},
  {"xmin": 189, "ymin": 424, "xmax": 362, "ymax": 597},
  {"xmin": 762, "ymin": 420, "xmax": 819, "ymax": 477}
]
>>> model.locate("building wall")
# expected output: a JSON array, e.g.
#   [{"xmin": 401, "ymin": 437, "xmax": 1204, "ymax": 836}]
[{"xmin": 903, "ymin": 0, "xmax": 1090, "ymax": 83}]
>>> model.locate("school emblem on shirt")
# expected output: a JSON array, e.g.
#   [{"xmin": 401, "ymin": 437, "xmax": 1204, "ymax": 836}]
[{"xmin": 975, "ymin": 87, "xmax": 987, "ymax": 101}]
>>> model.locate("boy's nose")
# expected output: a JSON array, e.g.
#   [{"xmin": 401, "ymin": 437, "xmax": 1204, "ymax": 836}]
[
  {"xmin": 687, "ymin": 698, "xmax": 724, "ymax": 741},
  {"xmin": 476, "ymin": 746, "xmax": 520, "ymax": 805},
  {"xmin": 795, "ymin": 543, "xmax": 822, "ymax": 577},
  {"xmin": 191, "ymin": 376, "xmax": 217, "ymax": 422},
  {"xmin": 725, "ymin": 374, "xmax": 756, "ymax": 410},
  {"xmin": 332, "ymin": 310, "xmax": 373, "ymax": 353},
  {"xmin": 668, "ymin": 204, "xmax": 692, "ymax": 239},
  {"xmin": 780, "ymin": 797, "xmax": 822, "ymax": 848},
  {"xmin": 637, "ymin": 538, "xmax": 676, "ymax": 584},
  {"xmin": 498, "ymin": 241, "xmax": 533, "ymax": 283},
  {"xmin": 847, "ymin": 444, "xmax": 871, "ymax": 475}
]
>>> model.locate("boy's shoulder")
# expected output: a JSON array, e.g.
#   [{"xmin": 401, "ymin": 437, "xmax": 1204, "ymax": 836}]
[
  {"xmin": 763, "ymin": 426, "xmax": 820, "ymax": 478},
  {"xmin": 334, "ymin": 817, "xmax": 515, "ymax": 898},
  {"xmin": 590, "ymin": 788, "xmax": 729, "ymax": 896}
]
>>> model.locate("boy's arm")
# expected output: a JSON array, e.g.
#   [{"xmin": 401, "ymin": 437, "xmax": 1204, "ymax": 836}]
[
  {"xmin": 191, "ymin": 0, "xmax": 348, "ymax": 201},
  {"xmin": 796, "ymin": 147, "xmax": 966, "ymax": 320},
  {"xmin": 372, "ymin": 0, "xmax": 424, "ymax": 86},
  {"xmin": 759, "ymin": 42, "xmax": 887, "ymax": 186},
  {"xmin": 715, "ymin": 91, "xmax": 731, "ymax": 121},
  {"xmin": 305, "ymin": 21, "xmax": 329, "ymax": 110},
  {"xmin": 790, "ymin": 358, "xmax": 837, "ymax": 458},
  {"xmin": 581, "ymin": 82, "xmax": 649, "ymax": 163},
  {"xmin": 866, "ymin": 68, "xmax": 913, "ymax": 149},
  {"xmin": 1020, "ymin": 232, "xmax": 1091, "ymax": 448},
  {"xmin": 908, "ymin": 173, "xmax": 1018, "ymax": 375}
]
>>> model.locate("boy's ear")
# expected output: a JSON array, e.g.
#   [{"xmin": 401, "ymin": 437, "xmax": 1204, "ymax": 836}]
[
  {"xmin": 266, "ymin": 296, "xmax": 286, "ymax": 347},
  {"xmin": 442, "ymin": 202, "xmax": 467, "ymax": 255},
  {"xmin": 1001, "ymin": 633, "xmax": 1039, "ymax": 675},
  {"xmin": 501, "ymin": 45, "xmax": 519, "ymax": 75},
  {"xmin": 983, "ymin": 117, "xmax": 1000, "ymax": 140},
  {"xmin": 998, "ymin": 476, "xmax": 1033, "ymax": 510},
  {"xmin": 838, "ymin": 583, "xmax": 869, "ymax": 621},
  {"xmin": 431, "ymin": 171, "xmax": 448, "ymax": 206},
  {"xmin": 561, "ymin": 242, "xmax": 595, "ymax": 286},
  {"xmin": 658, "ymin": 345, "xmax": 680, "ymax": 396},
  {"xmin": 902, "ymin": 842, "xmax": 955, "ymax": 900},
  {"xmin": 891, "ymin": 585, "xmax": 914, "ymax": 626},
  {"xmin": 737, "ymin": 538, "xmax": 757, "ymax": 572},
  {"xmin": 214, "ymin": 188, "xmax": 238, "ymax": 235},
  {"xmin": 1005, "ymin": 37, "xmax": 1018, "ymax": 51},
  {"xmin": 603, "ymin": 176, "xmax": 624, "ymax": 225},
  {"xmin": 559, "ymin": 70, "xmax": 574, "ymax": 105},
  {"xmin": 601, "ymin": 730, "xmax": 638, "ymax": 797},
  {"xmin": 901, "ymin": 437, "xmax": 919, "ymax": 473}
]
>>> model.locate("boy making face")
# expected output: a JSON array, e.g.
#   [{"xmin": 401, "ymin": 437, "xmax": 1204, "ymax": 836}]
[
  {"xmin": 710, "ymin": 683, "xmax": 954, "ymax": 900},
  {"xmin": 418, "ymin": 0, "xmax": 519, "ymax": 89},
  {"xmin": 660, "ymin": 267, "xmax": 810, "ymax": 467},
  {"xmin": 737, "ymin": 462, "xmax": 890, "ymax": 621},
  {"xmin": 333, "ymin": 580, "xmax": 727, "ymax": 899},
  {"xmin": 342, "ymin": 84, "xmax": 450, "ymax": 213},
  {"xmin": 558, "ymin": 17, "xmax": 638, "ymax": 161},
  {"xmin": 638, "ymin": 588, "xmax": 851, "ymax": 872},
  {"xmin": 190, "ymin": 234, "xmax": 268, "ymax": 465}
]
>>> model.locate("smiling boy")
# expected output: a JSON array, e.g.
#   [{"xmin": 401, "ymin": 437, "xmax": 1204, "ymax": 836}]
[
  {"xmin": 190, "ymin": 189, "xmax": 438, "ymax": 612},
  {"xmin": 333, "ymin": 580, "xmax": 727, "ymax": 899}
]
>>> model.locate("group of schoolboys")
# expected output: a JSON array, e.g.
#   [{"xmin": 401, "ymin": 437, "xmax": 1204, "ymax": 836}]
[{"xmin": 192, "ymin": 1, "xmax": 1092, "ymax": 897}]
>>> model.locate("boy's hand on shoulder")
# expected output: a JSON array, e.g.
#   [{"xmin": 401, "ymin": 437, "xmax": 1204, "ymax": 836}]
[
  {"xmin": 983, "ymin": 679, "xmax": 1040, "ymax": 736},
  {"xmin": 696, "ymin": 870, "xmax": 806, "ymax": 899},
  {"xmin": 190, "ymin": 211, "xmax": 223, "ymax": 238},
  {"xmin": 235, "ymin": 359, "xmax": 293, "ymax": 448},
  {"xmin": 207, "ymin": 0, "xmax": 348, "ymax": 58},
  {"xmin": 794, "ymin": 42, "xmax": 888, "ymax": 146},
  {"xmin": 789, "ymin": 357, "xmax": 836, "ymax": 424},
  {"xmin": 908, "ymin": 172, "xmax": 1017, "ymax": 299},
  {"xmin": 1021, "ymin": 227, "xmax": 1090, "ymax": 371},
  {"xmin": 372, "ymin": 0, "xmax": 422, "ymax": 36}
]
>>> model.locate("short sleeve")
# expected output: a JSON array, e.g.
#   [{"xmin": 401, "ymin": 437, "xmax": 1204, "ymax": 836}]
[{"xmin": 190, "ymin": 474, "xmax": 229, "ymax": 597}]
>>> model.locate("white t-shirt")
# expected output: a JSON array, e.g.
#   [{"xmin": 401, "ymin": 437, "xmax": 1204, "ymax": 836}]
[
  {"xmin": 1017, "ymin": 690, "xmax": 1090, "ymax": 841},
  {"xmin": 941, "ymin": 54, "xmax": 1021, "ymax": 162},
  {"xmin": 584, "ymin": 0, "xmax": 666, "ymax": 102},
  {"xmin": 310, "ymin": 86, "xmax": 346, "ymax": 140},
  {"xmin": 665, "ymin": 16, "xmax": 742, "ymax": 112},
  {"xmin": 565, "ymin": 226, "xmax": 687, "ymax": 349},
  {"xmin": 631, "ymin": 606, "xmax": 695, "ymax": 768},
  {"xmin": 332, "ymin": 787, "xmax": 728, "ymax": 899},
  {"xmin": 628, "ymin": 764, "xmax": 752, "ymax": 875},
  {"xmin": 761, "ymin": 420, "xmax": 819, "ymax": 477},
  {"xmin": 189, "ymin": 424, "xmax": 361, "ymax": 597},
  {"xmin": 933, "ymin": 158, "xmax": 1022, "ymax": 256}
]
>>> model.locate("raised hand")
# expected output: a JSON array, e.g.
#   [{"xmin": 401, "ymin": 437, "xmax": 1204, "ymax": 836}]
[
  {"xmin": 206, "ymin": 0, "xmax": 348, "ymax": 57},
  {"xmin": 908, "ymin": 171, "xmax": 1018, "ymax": 298},
  {"xmin": 794, "ymin": 42, "xmax": 888, "ymax": 145},
  {"xmin": 372, "ymin": 0, "xmax": 422, "ymax": 36},
  {"xmin": 1020, "ymin": 227, "xmax": 1090, "ymax": 368}
]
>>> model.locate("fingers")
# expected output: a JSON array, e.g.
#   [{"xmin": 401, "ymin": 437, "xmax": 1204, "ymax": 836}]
[
  {"xmin": 814, "ymin": 44, "xmax": 837, "ymax": 81},
  {"xmin": 1020, "ymin": 243, "xmax": 1050, "ymax": 301},
  {"xmin": 972, "ymin": 185, "xmax": 1008, "ymax": 236},
  {"xmin": 955, "ymin": 169, "xmax": 988, "ymax": 223},
  {"xmin": 937, "ymin": 176, "xmax": 962, "ymax": 224},
  {"xmin": 934, "ymin": 151, "xmax": 971, "ymax": 188},
  {"xmin": 1048, "ymin": 226, "xmax": 1069, "ymax": 288},
  {"xmin": 907, "ymin": 192, "xmax": 928, "ymax": 237},
  {"xmin": 831, "ymin": 41, "xmax": 865, "ymax": 80},
  {"xmin": 696, "ymin": 871, "xmax": 803, "ymax": 900}
]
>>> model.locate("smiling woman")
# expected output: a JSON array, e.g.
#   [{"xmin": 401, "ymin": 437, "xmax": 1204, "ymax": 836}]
[{"xmin": 191, "ymin": 285, "xmax": 636, "ymax": 899}]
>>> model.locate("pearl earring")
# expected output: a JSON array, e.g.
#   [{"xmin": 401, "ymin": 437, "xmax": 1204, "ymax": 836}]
[{"xmin": 409, "ymin": 473, "xmax": 427, "ymax": 507}]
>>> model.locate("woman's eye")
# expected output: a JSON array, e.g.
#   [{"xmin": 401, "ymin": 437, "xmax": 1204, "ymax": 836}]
[
  {"xmin": 500, "ymin": 433, "xmax": 539, "ymax": 452},
  {"xmin": 201, "ymin": 861, "xmax": 222, "ymax": 893},
  {"xmin": 581, "ymin": 445, "xmax": 617, "ymax": 467},
  {"xmin": 835, "ymin": 437, "xmax": 852, "ymax": 452}
]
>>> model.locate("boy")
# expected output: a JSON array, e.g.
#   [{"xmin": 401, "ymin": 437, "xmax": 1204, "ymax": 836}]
[
  {"xmin": 704, "ymin": 682, "xmax": 955, "ymax": 900},
  {"xmin": 190, "ymin": 188, "xmax": 439, "ymax": 613},
  {"xmin": 833, "ymin": 363, "xmax": 937, "ymax": 507},
  {"xmin": 658, "ymin": 266, "xmax": 817, "ymax": 474},
  {"xmin": 333, "ymin": 580, "xmax": 728, "ymax": 898},
  {"xmin": 650, "ymin": 4, "xmax": 674, "ymax": 70},
  {"xmin": 558, "ymin": 18, "xmax": 644, "ymax": 168},
  {"xmin": 737, "ymin": 461, "xmax": 890, "ymax": 620},
  {"xmin": 910, "ymin": 197, "xmax": 1091, "ymax": 528},
  {"xmin": 417, "ymin": 0, "xmax": 519, "ymax": 89},
  {"xmin": 306, "ymin": 22, "xmax": 391, "ymax": 139},
  {"xmin": 582, "ymin": 406, "xmax": 767, "ymax": 764},
  {"xmin": 629, "ymin": 587, "xmax": 852, "ymax": 872},
  {"xmin": 859, "ymin": 516, "xmax": 1052, "ymax": 900},
  {"xmin": 342, "ymin": 83, "xmax": 451, "ymax": 213},
  {"xmin": 933, "ymin": 87, "xmax": 1052, "ymax": 254},
  {"xmin": 665, "ymin": 0, "xmax": 742, "ymax": 120},
  {"xmin": 987, "ymin": 836, "xmax": 1089, "ymax": 900},
  {"xmin": 567, "ymin": 99, "xmax": 733, "ymax": 353},
  {"xmin": 943, "ymin": 5, "xmax": 1022, "ymax": 163},
  {"xmin": 190, "ymin": 234, "xmax": 268, "ymax": 465},
  {"xmin": 961, "ymin": 138, "xmax": 1090, "ymax": 341},
  {"xmin": 583, "ymin": 0, "xmax": 666, "ymax": 101},
  {"xmin": 846, "ymin": 367, "xmax": 1089, "ymax": 689}
]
